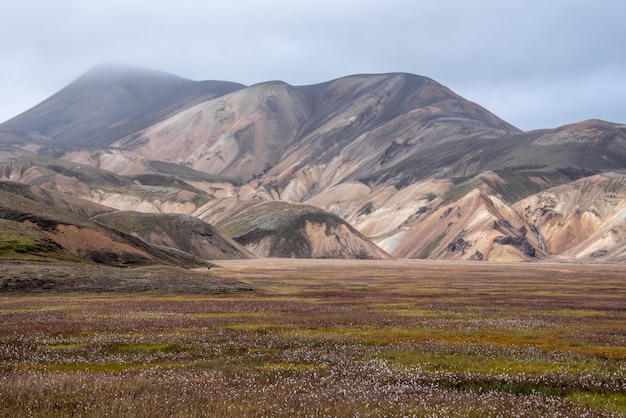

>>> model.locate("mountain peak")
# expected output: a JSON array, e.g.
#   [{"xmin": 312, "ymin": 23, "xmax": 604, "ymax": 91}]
[
  {"xmin": 78, "ymin": 64, "xmax": 189, "ymax": 83},
  {"xmin": 1, "ymin": 65, "xmax": 244, "ymax": 147}
]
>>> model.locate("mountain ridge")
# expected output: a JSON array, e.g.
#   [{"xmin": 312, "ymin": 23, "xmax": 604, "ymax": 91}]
[
  {"xmin": 1, "ymin": 65, "xmax": 626, "ymax": 262},
  {"xmin": 2, "ymin": 64, "xmax": 245, "ymax": 148}
]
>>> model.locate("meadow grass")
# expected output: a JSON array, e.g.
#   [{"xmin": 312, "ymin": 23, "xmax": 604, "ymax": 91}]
[{"xmin": 0, "ymin": 260, "xmax": 624, "ymax": 416}]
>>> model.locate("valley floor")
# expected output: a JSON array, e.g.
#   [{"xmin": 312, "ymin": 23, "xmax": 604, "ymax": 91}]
[{"xmin": 1, "ymin": 259, "xmax": 625, "ymax": 416}]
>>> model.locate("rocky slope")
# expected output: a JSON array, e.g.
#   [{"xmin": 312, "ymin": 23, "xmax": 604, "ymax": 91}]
[
  {"xmin": 0, "ymin": 155, "xmax": 215, "ymax": 214},
  {"xmin": 515, "ymin": 172, "xmax": 626, "ymax": 262},
  {"xmin": 209, "ymin": 200, "xmax": 392, "ymax": 259},
  {"xmin": 0, "ymin": 180, "xmax": 254, "ymax": 266},
  {"xmin": 1, "ymin": 65, "xmax": 244, "ymax": 149}
]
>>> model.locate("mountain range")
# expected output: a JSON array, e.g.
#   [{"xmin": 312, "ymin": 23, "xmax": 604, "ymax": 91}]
[{"xmin": 1, "ymin": 64, "xmax": 625, "ymax": 264}]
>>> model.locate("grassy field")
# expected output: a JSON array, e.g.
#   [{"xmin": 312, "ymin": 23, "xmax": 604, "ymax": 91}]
[{"xmin": 1, "ymin": 259, "xmax": 625, "ymax": 417}]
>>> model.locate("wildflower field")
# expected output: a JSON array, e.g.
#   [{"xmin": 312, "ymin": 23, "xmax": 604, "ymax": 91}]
[{"xmin": 1, "ymin": 259, "xmax": 625, "ymax": 417}]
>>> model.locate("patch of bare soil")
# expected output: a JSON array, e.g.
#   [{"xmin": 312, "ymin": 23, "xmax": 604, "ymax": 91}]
[
  {"xmin": 0, "ymin": 261, "xmax": 253, "ymax": 294},
  {"xmin": 206, "ymin": 258, "xmax": 626, "ymax": 309}
]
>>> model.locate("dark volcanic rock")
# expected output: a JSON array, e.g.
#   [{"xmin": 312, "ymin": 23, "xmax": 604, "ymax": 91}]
[{"xmin": 494, "ymin": 235, "xmax": 535, "ymax": 257}]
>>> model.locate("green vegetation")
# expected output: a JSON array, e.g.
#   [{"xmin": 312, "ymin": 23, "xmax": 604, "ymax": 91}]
[
  {"xmin": 417, "ymin": 232, "xmax": 447, "ymax": 258},
  {"xmin": 146, "ymin": 160, "xmax": 244, "ymax": 186},
  {"xmin": 218, "ymin": 201, "xmax": 323, "ymax": 236},
  {"xmin": 0, "ymin": 181, "xmax": 40, "ymax": 200},
  {"xmin": 442, "ymin": 169, "xmax": 574, "ymax": 204},
  {"xmin": 0, "ymin": 219, "xmax": 77, "ymax": 261},
  {"xmin": 490, "ymin": 169, "xmax": 573, "ymax": 203}
]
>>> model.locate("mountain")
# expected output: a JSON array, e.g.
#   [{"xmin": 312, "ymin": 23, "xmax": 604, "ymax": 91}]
[
  {"xmin": 87, "ymin": 73, "xmax": 520, "ymax": 195},
  {"xmin": 1, "ymin": 66, "xmax": 626, "ymax": 262},
  {"xmin": 1, "ymin": 64, "xmax": 244, "ymax": 150}
]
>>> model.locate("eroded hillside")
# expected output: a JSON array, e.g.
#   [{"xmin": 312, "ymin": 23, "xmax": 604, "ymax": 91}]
[{"xmin": 2, "ymin": 66, "xmax": 626, "ymax": 261}]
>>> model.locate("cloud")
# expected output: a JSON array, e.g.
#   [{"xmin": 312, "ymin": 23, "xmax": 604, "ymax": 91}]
[{"xmin": 1, "ymin": 0, "xmax": 625, "ymax": 130}]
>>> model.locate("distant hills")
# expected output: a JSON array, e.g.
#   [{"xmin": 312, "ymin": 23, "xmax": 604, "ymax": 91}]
[{"xmin": 1, "ymin": 65, "xmax": 625, "ymax": 263}]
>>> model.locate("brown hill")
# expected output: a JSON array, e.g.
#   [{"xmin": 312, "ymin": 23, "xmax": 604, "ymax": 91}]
[
  {"xmin": 208, "ymin": 200, "xmax": 392, "ymax": 259},
  {"xmin": 486, "ymin": 119, "xmax": 626, "ymax": 172},
  {"xmin": 93, "ymin": 211, "xmax": 255, "ymax": 261}
]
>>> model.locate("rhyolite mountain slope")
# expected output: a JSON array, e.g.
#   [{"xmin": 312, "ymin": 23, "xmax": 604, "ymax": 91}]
[
  {"xmin": 514, "ymin": 173, "xmax": 626, "ymax": 261},
  {"xmin": 0, "ymin": 155, "xmax": 391, "ymax": 260},
  {"xmin": 0, "ymin": 154, "xmax": 217, "ymax": 213},
  {"xmin": 2, "ymin": 66, "xmax": 626, "ymax": 261},
  {"xmin": 0, "ymin": 182, "xmax": 213, "ymax": 266}
]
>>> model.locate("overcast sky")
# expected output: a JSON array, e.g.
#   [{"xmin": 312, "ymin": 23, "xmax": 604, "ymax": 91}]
[{"xmin": 1, "ymin": 0, "xmax": 625, "ymax": 131}]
